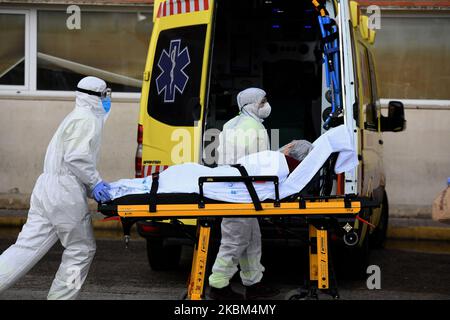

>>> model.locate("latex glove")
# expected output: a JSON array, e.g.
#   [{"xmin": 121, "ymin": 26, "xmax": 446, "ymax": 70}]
[{"xmin": 93, "ymin": 181, "xmax": 112, "ymax": 203}]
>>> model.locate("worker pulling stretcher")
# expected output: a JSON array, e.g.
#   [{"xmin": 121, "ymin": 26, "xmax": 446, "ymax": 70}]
[{"xmin": 105, "ymin": 125, "xmax": 357, "ymax": 204}]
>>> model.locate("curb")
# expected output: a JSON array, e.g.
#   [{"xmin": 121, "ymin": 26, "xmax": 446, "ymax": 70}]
[
  {"xmin": 387, "ymin": 226, "xmax": 450, "ymax": 241},
  {"xmin": 1, "ymin": 216, "xmax": 450, "ymax": 241}
]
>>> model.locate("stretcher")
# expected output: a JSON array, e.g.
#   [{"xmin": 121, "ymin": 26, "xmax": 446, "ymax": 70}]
[
  {"xmin": 312, "ymin": 0, "xmax": 343, "ymax": 130},
  {"xmin": 98, "ymin": 169, "xmax": 377, "ymax": 300}
]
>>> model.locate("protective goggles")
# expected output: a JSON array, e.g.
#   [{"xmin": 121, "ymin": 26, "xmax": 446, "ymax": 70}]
[
  {"xmin": 258, "ymin": 97, "xmax": 268, "ymax": 107},
  {"xmin": 77, "ymin": 87, "xmax": 112, "ymax": 100},
  {"xmin": 240, "ymin": 96, "xmax": 268, "ymax": 110}
]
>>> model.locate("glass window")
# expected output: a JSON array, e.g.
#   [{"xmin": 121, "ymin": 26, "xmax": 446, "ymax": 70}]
[
  {"xmin": 373, "ymin": 13, "xmax": 450, "ymax": 99},
  {"xmin": 357, "ymin": 42, "xmax": 372, "ymax": 105},
  {"xmin": 37, "ymin": 10, "xmax": 152, "ymax": 92},
  {"xmin": 147, "ymin": 24, "xmax": 207, "ymax": 127},
  {"xmin": 0, "ymin": 13, "xmax": 26, "ymax": 86},
  {"xmin": 357, "ymin": 42, "xmax": 377, "ymax": 130}
]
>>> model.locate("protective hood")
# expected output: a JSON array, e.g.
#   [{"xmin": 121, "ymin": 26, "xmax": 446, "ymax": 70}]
[
  {"xmin": 75, "ymin": 76, "xmax": 108, "ymax": 118},
  {"xmin": 237, "ymin": 88, "xmax": 269, "ymax": 122},
  {"xmin": 237, "ymin": 88, "xmax": 266, "ymax": 109}
]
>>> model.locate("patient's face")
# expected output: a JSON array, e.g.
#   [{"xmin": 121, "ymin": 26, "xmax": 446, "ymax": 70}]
[{"xmin": 281, "ymin": 143, "xmax": 293, "ymax": 156}]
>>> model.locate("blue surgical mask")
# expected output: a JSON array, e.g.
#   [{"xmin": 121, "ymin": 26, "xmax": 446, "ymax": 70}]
[{"xmin": 101, "ymin": 97, "xmax": 111, "ymax": 113}]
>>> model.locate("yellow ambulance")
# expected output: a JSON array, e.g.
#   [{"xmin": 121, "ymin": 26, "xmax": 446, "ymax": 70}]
[{"xmin": 134, "ymin": 0, "xmax": 406, "ymax": 275}]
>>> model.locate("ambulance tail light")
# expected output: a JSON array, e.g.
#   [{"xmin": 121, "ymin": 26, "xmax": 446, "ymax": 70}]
[{"xmin": 135, "ymin": 124, "xmax": 143, "ymax": 178}]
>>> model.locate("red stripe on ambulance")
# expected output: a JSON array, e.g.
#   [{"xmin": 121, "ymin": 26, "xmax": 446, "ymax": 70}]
[
  {"xmin": 143, "ymin": 165, "xmax": 169, "ymax": 177},
  {"xmin": 157, "ymin": 4, "xmax": 162, "ymax": 18},
  {"xmin": 157, "ymin": 0, "xmax": 209, "ymax": 17}
]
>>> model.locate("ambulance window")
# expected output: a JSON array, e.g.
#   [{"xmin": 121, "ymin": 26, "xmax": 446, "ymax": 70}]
[
  {"xmin": 357, "ymin": 42, "xmax": 377, "ymax": 130},
  {"xmin": 147, "ymin": 24, "xmax": 207, "ymax": 127},
  {"xmin": 368, "ymin": 52, "xmax": 382, "ymax": 130},
  {"xmin": 357, "ymin": 43, "xmax": 372, "ymax": 105},
  {"xmin": 367, "ymin": 52, "xmax": 380, "ymax": 105}
]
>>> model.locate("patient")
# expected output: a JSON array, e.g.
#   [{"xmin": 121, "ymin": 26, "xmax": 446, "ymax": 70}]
[
  {"xmin": 107, "ymin": 140, "xmax": 313, "ymax": 203},
  {"xmin": 107, "ymin": 124, "xmax": 358, "ymax": 204}
]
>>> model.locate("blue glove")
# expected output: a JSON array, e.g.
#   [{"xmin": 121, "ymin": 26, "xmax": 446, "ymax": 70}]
[{"xmin": 93, "ymin": 181, "xmax": 111, "ymax": 203}]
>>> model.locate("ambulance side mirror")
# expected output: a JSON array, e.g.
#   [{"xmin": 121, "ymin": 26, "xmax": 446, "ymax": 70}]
[{"xmin": 380, "ymin": 101, "xmax": 406, "ymax": 132}]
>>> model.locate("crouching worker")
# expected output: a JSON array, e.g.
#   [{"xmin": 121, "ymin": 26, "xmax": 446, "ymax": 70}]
[{"xmin": 0, "ymin": 76, "xmax": 112, "ymax": 300}]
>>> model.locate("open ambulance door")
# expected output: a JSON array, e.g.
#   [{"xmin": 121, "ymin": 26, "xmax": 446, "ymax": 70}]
[
  {"xmin": 336, "ymin": 0, "xmax": 358, "ymax": 196},
  {"xmin": 139, "ymin": 0, "xmax": 215, "ymax": 176}
]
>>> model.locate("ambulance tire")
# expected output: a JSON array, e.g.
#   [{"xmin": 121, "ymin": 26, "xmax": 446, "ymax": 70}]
[
  {"xmin": 370, "ymin": 191, "xmax": 389, "ymax": 249},
  {"xmin": 146, "ymin": 239, "xmax": 181, "ymax": 271},
  {"xmin": 336, "ymin": 232, "xmax": 370, "ymax": 280}
]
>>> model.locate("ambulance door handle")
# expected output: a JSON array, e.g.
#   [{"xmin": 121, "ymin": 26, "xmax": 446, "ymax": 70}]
[{"xmin": 143, "ymin": 71, "xmax": 150, "ymax": 82}]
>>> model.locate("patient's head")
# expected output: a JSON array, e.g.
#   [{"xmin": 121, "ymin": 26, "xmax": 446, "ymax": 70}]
[{"xmin": 279, "ymin": 140, "xmax": 313, "ymax": 162}]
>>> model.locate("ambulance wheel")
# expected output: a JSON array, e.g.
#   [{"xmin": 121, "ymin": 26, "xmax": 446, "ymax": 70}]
[
  {"xmin": 370, "ymin": 191, "xmax": 389, "ymax": 249},
  {"xmin": 146, "ymin": 239, "xmax": 181, "ymax": 271},
  {"xmin": 336, "ymin": 231, "xmax": 370, "ymax": 280}
]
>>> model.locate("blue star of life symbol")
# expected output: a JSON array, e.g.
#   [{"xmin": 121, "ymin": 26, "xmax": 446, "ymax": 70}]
[{"xmin": 156, "ymin": 39, "xmax": 191, "ymax": 103}]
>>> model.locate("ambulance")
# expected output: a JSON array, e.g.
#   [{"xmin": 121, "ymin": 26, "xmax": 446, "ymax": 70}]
[{"xmin": 133, "ymin": 0, "xmax": 406, "ymax": 275}]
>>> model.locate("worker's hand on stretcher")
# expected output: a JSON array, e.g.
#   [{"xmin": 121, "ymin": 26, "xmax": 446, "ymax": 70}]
[{"xmin": 93, "ymin": 180, "xmax": 112, "ymax": 203}]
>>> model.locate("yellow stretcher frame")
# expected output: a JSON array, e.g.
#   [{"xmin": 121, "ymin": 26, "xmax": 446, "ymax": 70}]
[
  {"xmin": 101, "ymin": 196, "xmax": 369, "ymax": 300},
  {"xmin": 116, "ymin": 198, "xmax": 361, "ymax": 218}
]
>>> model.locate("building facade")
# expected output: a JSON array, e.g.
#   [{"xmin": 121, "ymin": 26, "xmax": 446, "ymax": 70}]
[
  {"xmin": 1, "ymin": 0, "xmax": 449, "ymax": 216},
  {"xmin": 0, "ymin": 0, "xmax": 153, "ymax": 202}
]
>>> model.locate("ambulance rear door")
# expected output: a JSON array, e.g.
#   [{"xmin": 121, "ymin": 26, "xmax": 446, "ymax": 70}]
[{"xmin": 139, "ymin": 0, "xmax": 215, "ymax": 176}]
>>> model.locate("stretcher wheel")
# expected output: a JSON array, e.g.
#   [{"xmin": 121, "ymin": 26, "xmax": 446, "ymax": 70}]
[
  {"xmin": 285, "ymin": 288, "xmax": 316, "ymax": 300},
  {"xmin": 179, "ymin": 290, "xmax": 188, "ymax": 300}
]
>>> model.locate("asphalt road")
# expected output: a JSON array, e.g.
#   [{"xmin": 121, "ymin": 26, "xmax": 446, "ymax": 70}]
[{"xmin": 0, "ymin": 229, "xmax": 450, "ymax": 300}]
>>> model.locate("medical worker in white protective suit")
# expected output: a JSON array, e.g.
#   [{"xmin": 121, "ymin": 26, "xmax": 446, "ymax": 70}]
[
  {"xmin": 0, "ymin": 76, "xmax": 112, "ymax": 300},
  {"xmin": 209, "ymin": 88, "xmax": 280, "ymax": 300}
]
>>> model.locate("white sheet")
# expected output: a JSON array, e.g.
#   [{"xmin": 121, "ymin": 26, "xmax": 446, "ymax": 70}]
[
  {"xmin": 278, "ymin": 124, "xmax": 358, "ymax": 198},
  {"xmin": 108, "ymin": 125, "xmax": 358, "ymax": 202},
  {"xmin": 109, "ymin": 150, "xmax": 289, "ymax": 203}
]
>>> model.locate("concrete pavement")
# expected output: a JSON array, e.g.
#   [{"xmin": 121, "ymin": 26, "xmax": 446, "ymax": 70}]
[{"xmin": 0, "ymin": 236, "xmax": 449, "ymax": 300}]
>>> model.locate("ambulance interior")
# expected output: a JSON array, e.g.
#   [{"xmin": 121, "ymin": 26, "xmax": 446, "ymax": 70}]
[{"xmin": 205, "ymin": 0, "xmax": 324, "ymax": 158}]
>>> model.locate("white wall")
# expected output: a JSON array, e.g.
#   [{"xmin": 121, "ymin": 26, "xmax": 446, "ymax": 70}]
[
  {"xmin": 382, "ymin": 102, "xmax": 450, "ymax": 215},
  {"xmin": 0, "ymin": 96, "xmax": 140, "ymax": 194}
]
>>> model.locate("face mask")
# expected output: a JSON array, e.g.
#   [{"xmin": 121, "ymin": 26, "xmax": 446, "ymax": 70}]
[
  {"xmin": 258, "ymin": 102, "xmax": 271, "ymax": 119},
  {"xmin": 101, "ymin": 96, "xmax": 111, "ymax": 113}
]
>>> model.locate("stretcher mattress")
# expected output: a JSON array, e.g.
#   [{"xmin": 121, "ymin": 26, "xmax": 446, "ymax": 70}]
[
  {"xmin": 98, "ymin": 192, "xmax": 294, "ymax": 217},
  {"xmin": 98, "ymin": 168, "xmax": 325, "ymax": 218},
  {"xmin": 108, "ymin": 192, "xmax": 222, "ymax": 206}
]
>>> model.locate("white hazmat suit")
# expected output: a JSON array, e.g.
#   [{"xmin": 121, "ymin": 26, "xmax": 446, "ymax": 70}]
[
  {"xmin": 0, "ymin": 76, "xmax": 109, "ymax": 300},
  {"xmin": 209, "ymin": 88, "xmax": 271, "ymax": 290}
]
